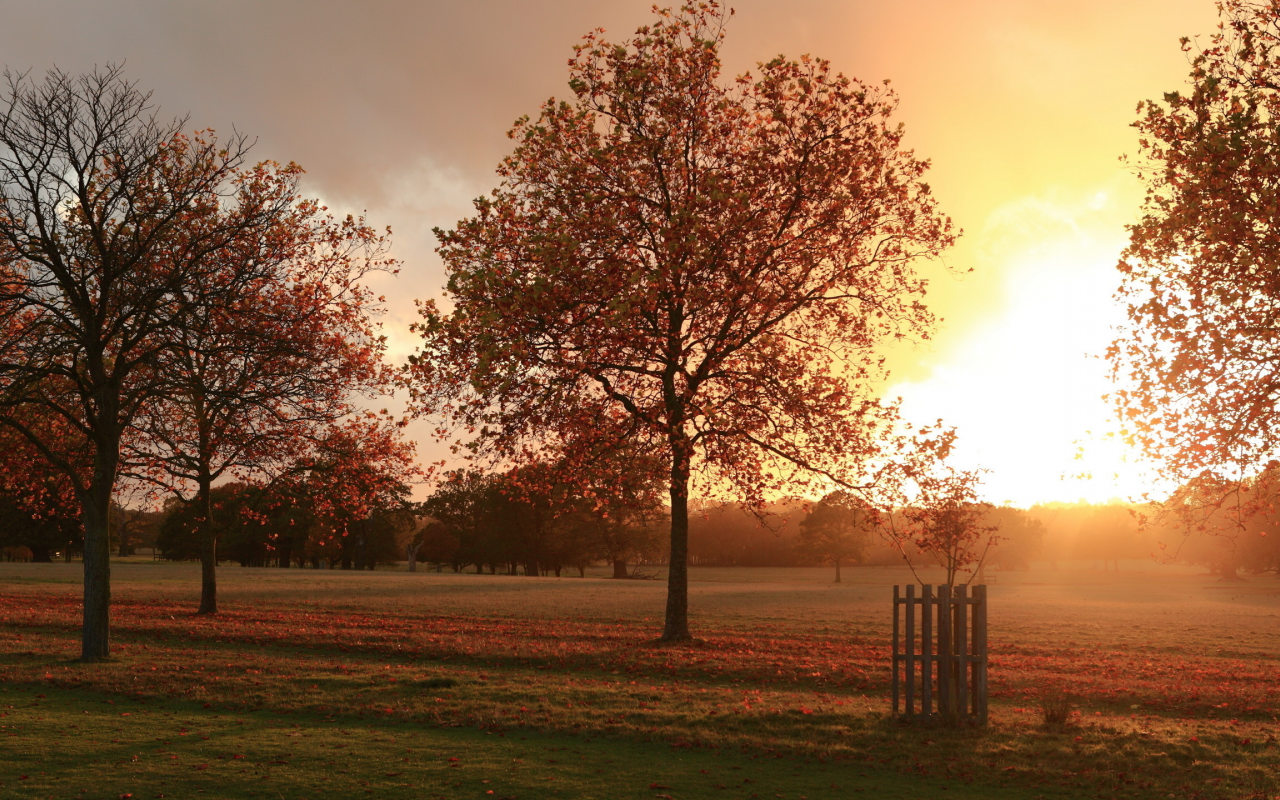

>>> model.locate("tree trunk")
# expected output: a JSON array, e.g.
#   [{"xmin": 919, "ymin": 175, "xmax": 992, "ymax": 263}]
[
  {"xmin": 197, "ymin": 478, "xmax": 218, "ymax": 615},
  {"xmin": 661, "ymin": 439, "xmax": 692, "ymax": 642},
  {"xmin": 30, "ymin": 546, "xmax": 52, "ymax": 563},
  {"xmin": 834, "ymin": 557, "xmax": 841, "ymax": 583},
  {"xmin": 80, "ymin": 452, "xmax": 117, "ymax": 662},
  {"xmin": 612, "ymin": 558, "xmax": 628, "ymax": 579}
]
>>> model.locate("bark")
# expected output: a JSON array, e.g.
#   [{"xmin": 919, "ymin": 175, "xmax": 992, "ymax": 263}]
[
  {"xmin": 197, "ymin": 478, "xmax": 218, "ymax": 615},
  {"xmin": 661, "ymin": 438, "xmax": 692, "ymax": 642},
  {"xmin": 80, "ymin": 449, "xmax": 117, "ymax": 662},
  {"xmin": 407, "ymin": 542, "xmax": 422, "ymax": 572},
  {"xmin": 612, "ymin": 558, "xmax": 628, "ymax": 579}
]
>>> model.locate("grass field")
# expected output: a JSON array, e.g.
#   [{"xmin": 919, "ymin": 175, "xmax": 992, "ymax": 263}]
[{"xmin": 2, "ymin": 561, "xmax": 1279, "ymax": 799}]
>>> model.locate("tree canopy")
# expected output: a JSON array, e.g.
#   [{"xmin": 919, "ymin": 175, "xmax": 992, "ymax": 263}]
[
  {"xmin": 1111, "ymin": 1, "xmax": 1280, "ymax": 492},
  {"xmin": 408, "ymin": 3, "xmax": 956, "ymax": 640}
]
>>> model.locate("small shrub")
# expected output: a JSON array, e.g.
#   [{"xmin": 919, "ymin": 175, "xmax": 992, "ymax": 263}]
[
  {"xmin": 418, "ymin": 677, "xmax": 459, "ymax": 689},
  {"xmin": 1040, "ymin": 686, "xmax": 1073, "ymax": 728}
]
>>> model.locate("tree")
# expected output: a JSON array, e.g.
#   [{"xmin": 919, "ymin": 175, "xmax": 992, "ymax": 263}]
[
  {"xmin": 0, "ymin": 66, "xmax": 289, "ymax": 660},
  {"xmin": 407, "ymin": 3, "xmax": 955, "ymax": 640},
  {"xmin": 1110, "ymin": 2, "xmax": 1280, "ymax": 502},
  {"xmin": 688, "ymin": 500, "xmax": 803, "ymax": 566},
  {"xmin": 796, "ymin": 491, "xmax": 875, "ymax": 582},
  {"xmin": 279, "ymin": 415, "xmax": 419, "ymax": 570},
  {"xmin": 408, "ymin": 520, "xmax": 460, "ymax": 571},
  {"xmin": 0, "ymin": 410, "xmax": 83, "ymax": 561},
  {"xmin": 126, "ymin": 160, "xmax": 394, "ymax": 613},
  {"xmin": 566, "ymin": 443, "xmax": 667, "ymax": 579},
  {"xmin": 983, "ymin": 506, "xmax": 1045, "ymax": 571},
  {"xmin": 884, "ymin": 468, "xmax": 998, "ymax": 586},
  {"xmin": 421, "ymin": 470, "xmax": 502, "ymax": 573}
]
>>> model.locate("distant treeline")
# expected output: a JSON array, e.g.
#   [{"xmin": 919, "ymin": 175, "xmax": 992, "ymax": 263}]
[{"xmin": 5, "ymin": 477, "xmax": 1280, "ymax": 578}]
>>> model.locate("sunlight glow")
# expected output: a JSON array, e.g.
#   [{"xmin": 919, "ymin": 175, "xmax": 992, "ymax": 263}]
[{"xmin": 890, "ymin": 182, "xmax": 1152, "ymax": 506}]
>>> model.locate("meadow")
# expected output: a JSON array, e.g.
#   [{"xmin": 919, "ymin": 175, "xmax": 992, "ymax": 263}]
[{"xmin": 1, "ymin": 560, "xmax": 1279, "ymax": 800}]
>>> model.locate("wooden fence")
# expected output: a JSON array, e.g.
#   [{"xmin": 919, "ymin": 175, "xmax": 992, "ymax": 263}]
[{"xmin": 892, "ymin": 583, "xmax": 988, "ymax": 725}]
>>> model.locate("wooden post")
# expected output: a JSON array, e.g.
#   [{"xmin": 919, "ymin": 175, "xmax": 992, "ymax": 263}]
[
  {"xmin": 973, "ymin": 584, "xmax": 988, "ymax": 725},
  {"xmin": 936, "ymin": 583, "xmax": 951, "ymax": 720},
  {"xmin": 957, "ymin": 581, "xmax": 962, "ymax": 716},
  {"xmin": 889, "ymin": 583, "xmax": 988, "ymax": 727},
  {"xmin": 892, "ymin": 584, "xmax": 900, "ymax": 717},
  {"xmin": 905, "ymin": 583, "xmax": 915, "ymax": 718},
  {"xmin": 921, "ymin": 584, "xmax": 933, "ymax": 717}
]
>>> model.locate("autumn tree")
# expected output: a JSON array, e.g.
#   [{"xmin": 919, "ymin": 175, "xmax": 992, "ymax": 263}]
[
  {"xmin": 1110, "ymin": 1, "xmax": 1280, "ymax": 540},
  {"xmin": 1148, "ymin": 470, "xmax": 1280, "ymax": 579},
  {"xmin": 407, "ymin": 4, "xmax": 955, "ymax": 640},
  {"xmin": 421, "ymin": 470, "xmax": 502, "ymax": 573},
  {"xmin": 0, "ymin": 66, "xmax": 290, "ymax": 660},
  {"xmin": 408, "ymin": 520, "xmax": 460, "ymax": 571},
  {"xmin": 884, "ymin": 468, "xmax": 998, "ymax": 586},
  {"xmin": 796, "ymin": 491, "xmax": 875, "ymax": 582},
  {"xmin": 126, "ymin": 161, "xmax": 395, "ymax": 613},
  {"xmin": 279, "ymin": 415, "xmax": 419, "ymax": 570},
  {"xmin": 0, "ymin": 408, "xmax": 84, "ymax": 561},
  {"xmin": 567, "ymin": 443, "xmax": 667, "ymax": 579}
]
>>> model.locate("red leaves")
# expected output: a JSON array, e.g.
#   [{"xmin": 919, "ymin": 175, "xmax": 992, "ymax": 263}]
[
  {"xmin": 407, "ymin": 1, "xmax": 956, "ymax": 638},
  {"xmin": 1113, "ymin": 3, "xmax": 1280, "ymax": 495}
]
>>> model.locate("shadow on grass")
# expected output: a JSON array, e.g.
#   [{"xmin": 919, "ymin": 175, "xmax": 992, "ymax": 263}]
[{"xmin": 0, "ymin": 683, "xmax": 1076, "ymax": 800}]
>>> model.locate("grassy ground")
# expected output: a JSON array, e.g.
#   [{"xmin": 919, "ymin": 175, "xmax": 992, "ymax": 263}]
[{"xmin": 2, "ymin": 561, "xmax": 1279, "ymax": 799}]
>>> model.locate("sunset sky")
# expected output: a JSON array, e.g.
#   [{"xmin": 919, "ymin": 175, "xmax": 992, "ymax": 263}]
[{"xmin": 0, "ymin": 0, "xmax": 1224, "ymax": 506}]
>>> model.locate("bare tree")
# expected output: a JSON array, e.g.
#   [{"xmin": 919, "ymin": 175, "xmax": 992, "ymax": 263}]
[{"xmin": 0, "ymin": 65, "xmax": 285, "ymax": 660}]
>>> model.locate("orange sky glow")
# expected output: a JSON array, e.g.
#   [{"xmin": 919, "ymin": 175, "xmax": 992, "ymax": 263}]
[{"xmin": 0, "ymin": 0, "xmax": 1225, "ymax": 505}]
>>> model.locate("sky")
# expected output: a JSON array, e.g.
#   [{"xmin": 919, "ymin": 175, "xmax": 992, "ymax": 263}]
[{"xmin": 0, "ymin": 0, "xmax": 1223, "ymax": 506}]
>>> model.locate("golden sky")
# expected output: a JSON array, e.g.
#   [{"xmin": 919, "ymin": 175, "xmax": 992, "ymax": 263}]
[{"xmin": 0, "ymin": 0, "xmax": 1223, "ymax": 505}]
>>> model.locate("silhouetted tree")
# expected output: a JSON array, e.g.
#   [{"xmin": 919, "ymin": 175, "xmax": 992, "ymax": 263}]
[
  {"xmin": 127, "ymin": 161, "xmax": 395, "ymax": 612},
  {"xmin": 795, "ymin": 491, "xmax": 875, "ymax": 582},
  {"xmin": 884, "ymin": 468, "xmax": 999, "ymax": 586},
  {"xmin": 409, "ymin": 4, "xmax": 955, "ymax": 640},
  {"xmin": 0, "ymin": 66, "xmax": 290, "ymax": 660},
  {"xmin": 1111, "ymin": 2, "xmax": 1280, "ymax": 547}
]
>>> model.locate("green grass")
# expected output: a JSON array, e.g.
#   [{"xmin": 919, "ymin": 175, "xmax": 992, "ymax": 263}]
[
  {"xmin": 2, "ymin": 560, "xmax": 1280, "ymax": 799},
  {"xmin": 1, "ymin": 686, "xmax": 1054, "ymax": 800}
]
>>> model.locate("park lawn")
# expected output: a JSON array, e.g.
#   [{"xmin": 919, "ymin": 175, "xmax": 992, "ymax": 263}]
[
  {"xmin": 0, "ymin": 685, "xmax": 1051, "ymax": 800},
  {"xmin": 1, "ymin": 562, "xmax": 1280, "ymax": 799}
]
